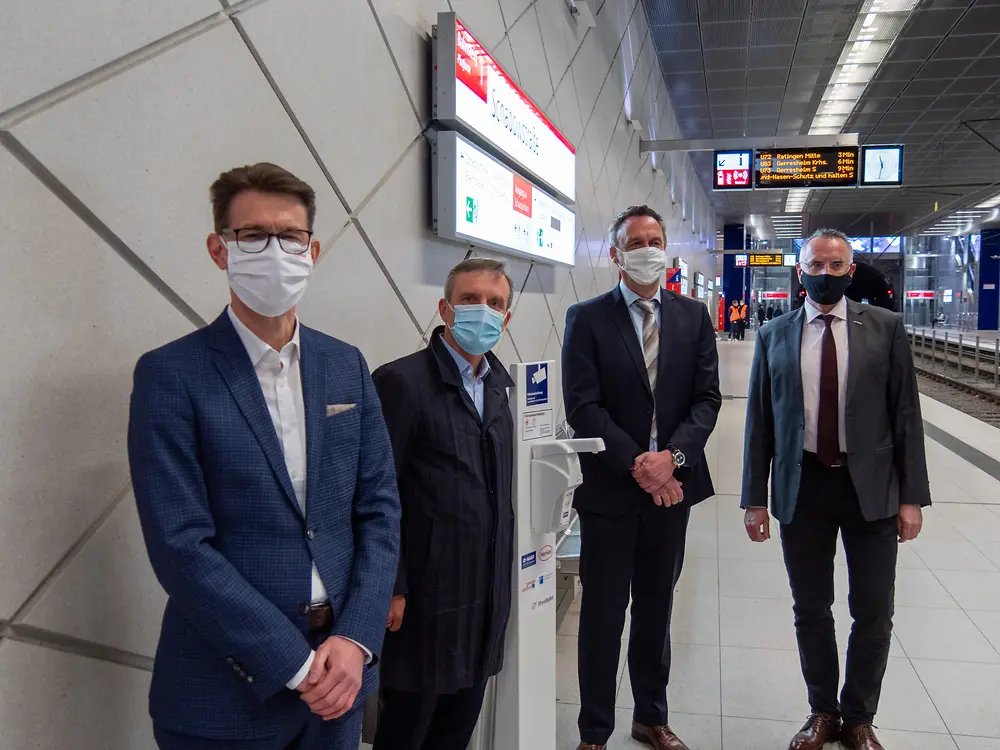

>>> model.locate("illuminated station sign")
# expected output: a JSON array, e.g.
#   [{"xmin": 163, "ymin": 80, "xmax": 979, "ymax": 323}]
[{"xmin": 434, "ymin": 14, "xmax": 576, "ymax": 203}]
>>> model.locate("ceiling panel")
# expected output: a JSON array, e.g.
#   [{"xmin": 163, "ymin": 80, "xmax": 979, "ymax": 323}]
[{"xmin": 642, "ymin": 0, "xmax": 1000, "ymax": 229}]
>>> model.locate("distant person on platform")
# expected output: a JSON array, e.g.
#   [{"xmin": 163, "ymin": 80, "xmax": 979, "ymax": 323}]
[
  {"xmin": 766, "ymin": 305, "xmax": 775, "ymax": 321},
  {"xmin": 741, "ymin": 228, "xmax": 930, "ymax": 750},
  {"xmin": 128, "ymin": 163, "xmax": 400, "ymax": 750},
  {"xmin": 371, "ymin": 258, "xmax": 515, "ymax": 750},
  {"xmin": 774, "ymin": 304, "xmax": 785, "ymax": 318},
  {"xmin": 729, "ymin": 298, "xmax": 744, "ymax": 340},
  {"xmin": 563, "ymin": 205, "xmax": 722, "ymax": 750},
  {"xmin": 757, "ymin": 304, "xmax": 766, "ymax": 329},
  {"xmin": 738, "ymin": 299, "xmax": 749, "ymax": 339}
]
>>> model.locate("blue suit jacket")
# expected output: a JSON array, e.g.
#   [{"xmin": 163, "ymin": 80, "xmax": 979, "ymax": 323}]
[{"xmin": 127, "ymin": 311, "xmax": 400, "ymax": 739}]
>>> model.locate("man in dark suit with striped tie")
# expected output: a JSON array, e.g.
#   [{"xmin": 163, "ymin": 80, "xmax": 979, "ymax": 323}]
[
  {"xmin": 742, "ymin": 229, "xmax": 931, "ymax": 750},
  {"xmin": 562, "ymin": 205, "xmax": 722, "ymax": 750}
]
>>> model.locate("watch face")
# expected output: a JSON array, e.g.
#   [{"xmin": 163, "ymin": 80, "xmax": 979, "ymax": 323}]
[{"xmin": 674, "ymin": 450, "xmax": 686, "ymax": 467}]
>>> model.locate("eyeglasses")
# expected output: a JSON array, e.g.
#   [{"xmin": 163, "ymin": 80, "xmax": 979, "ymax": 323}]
[
  {"xmin": 802, "ymin": 260, "xmax": 849, "ymax": 275},
  {"xmin": 222, "ymin": 227, "xmax": 313, "ymax": 255}
]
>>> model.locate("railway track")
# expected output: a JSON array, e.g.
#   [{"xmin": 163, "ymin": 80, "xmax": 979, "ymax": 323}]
[{"xmin": 908, "ymin": 331, "xmax": 1000, "ymax": 427}]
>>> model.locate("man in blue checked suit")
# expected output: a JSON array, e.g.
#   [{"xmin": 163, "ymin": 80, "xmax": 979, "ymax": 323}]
[{"xmin": 128, "ymin": 163, "xmax": 400, "ymax": 750}]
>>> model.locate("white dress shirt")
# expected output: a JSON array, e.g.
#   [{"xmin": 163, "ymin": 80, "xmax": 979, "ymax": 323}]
[
  {"xmin": 619, "ymin": 280, "xmax": 660, "ymax": 452},
  {"xmin": 227, "ymin": 308, "xmax": 371, "ymax": 691},
  {"xmin": 800, "ymin": 297, "xmax": 849, "ymax": 454}
]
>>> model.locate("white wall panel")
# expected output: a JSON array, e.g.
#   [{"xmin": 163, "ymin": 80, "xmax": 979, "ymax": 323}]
[
  {"xmin": 238, "ymin": 0, "xmax": 420, "ymax": 209},
  {"xmin": 0, "ymin": 0, "xmax": 219, "ymax": 112},
  {"xmin": 553, "ymin": 69, "xmax": 585, "ymax": 148},
  {"xmin": 369, "ymin": 0, "xmax": 451, "ymax": 126},
  {"xmin": 491, "ymin": 37, "xmax": 522, "ymax": 86},
  {"xmin": 451, "ymin": 0, "xmax": 507, "ymax": 50},
  {"xmin": 12, "ymin": 24, "xmax": 347, "ymax": 324},
  {"xmin": 0, "ymin": 150, "xmax": 191, "ymax": 618},
  {"xmin": 506, "ymin": 267, "xmax": 556, "ymax": 363},
  {"xmin": 300, "ymin": 224, "xmax": 424, "ymax": 370},
  {"xmin": 0, "ymin": 642, "xmax": 155, "ymax": 749},
  {"xmin": 572, "ymin": 31, "xmax": 609, "ymax": 127},
  {"xmin": 21, "ymin": 497, "xmax": 165, "ymax": 658},
  {"xmin": 499, "ymin": 0, "xmax": 535, "ymax": 29},
  {"xmin": 534, "ymin": 0, "xmax": 589, "ymax": 94},
  {"xmin": 357, "ymin": 140, "xmax": 467, "ymax": 324},
  {"xmin": 506, "ymin": 7, "xmax": 554, "ymax": 109}
]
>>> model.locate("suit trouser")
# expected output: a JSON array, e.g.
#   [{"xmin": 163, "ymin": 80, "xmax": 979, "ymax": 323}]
[
  {"xmin": 577, "ymin": 503, "xmax": 691, "ymax": 745},
  {"xmin": 780, "ymin": 453, "xmax": 898, "ymax": 727},
  {"xmin": 371, "ymin": 682, "xmax": 489, "ymax": 750},
  {"xmin": 154, "ymin": 704, "xmax": 363, "ymax": 750}
]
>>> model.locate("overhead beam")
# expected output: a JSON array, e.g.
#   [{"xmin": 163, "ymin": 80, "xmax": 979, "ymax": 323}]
[{"xmin": 639, "ymin": 133, "xmax": 860, "ymax": 153}]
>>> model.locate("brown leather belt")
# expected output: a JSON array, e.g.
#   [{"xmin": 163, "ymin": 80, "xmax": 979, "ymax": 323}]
[{"xmin": 301, "ymin": 602, "xmax": 333, "ymax": 632}]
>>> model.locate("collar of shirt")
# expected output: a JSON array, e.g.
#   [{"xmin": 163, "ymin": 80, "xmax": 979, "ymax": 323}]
[
  {"xmin": 227, "ymin": 305, "xmax": 300, "ymax": 366},
  {"xmin": 619, "ymin": 279, "xmax": 659, "ymax": 309},
  {"xmin": 440, "ymin": 333, "xmax": 491, "ymax": 380},
  {"xmin": 804, "ymin": 295, "xmax": 848, "ymax": 325}
]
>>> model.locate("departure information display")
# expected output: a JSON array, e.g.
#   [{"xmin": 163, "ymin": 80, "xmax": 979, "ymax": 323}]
[
  {"xmin": 735, "ymin": 254, "xmax": 798, "ymax": 267},
  {"xmin": 713, "ymin": 150, "xmax": 752, "ymax": 190},
  {"xmin": 754, "ymin": 147, "xmax": 859, "ymax": 189}
]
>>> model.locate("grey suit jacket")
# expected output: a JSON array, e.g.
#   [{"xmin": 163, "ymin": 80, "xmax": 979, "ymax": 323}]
[{"xmin": 741, "ymin": 301, "xmax": 931, "ymax": 524}]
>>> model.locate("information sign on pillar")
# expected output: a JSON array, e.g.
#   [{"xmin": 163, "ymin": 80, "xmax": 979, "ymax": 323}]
[{"xmin": 664, "ymin": 267, "xmax": 681, "ymax": 294}]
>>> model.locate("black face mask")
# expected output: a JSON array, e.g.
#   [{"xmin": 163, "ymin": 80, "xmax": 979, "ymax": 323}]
[{"xmin": 800, "ymin": 271, "xmax": 853, "ymax": 306}]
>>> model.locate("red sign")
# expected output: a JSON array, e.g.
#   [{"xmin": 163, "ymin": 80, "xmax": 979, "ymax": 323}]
[
  {"xmin": 539, "ymin": 545, "xmax": 553, "ymax": 562},
  {"xmin": 455, "ymin": 28, "xmax": 488, "ymax": 102},
  {"xmin": 718, "ymin": 294, "xmax": 726, "ymax": 332},
  {"xmin": 761, "ymin": 291, "xmax": 789, "ymax": 299},
  {"xmin": 716, "ymin": 168, "xmax": 750, "ymax": 188},
  {"xmin": 906, "ymin": 291, "xmax": 935, "ymax": 299},
  {"xmin": 512, "ymin": 175, "xmax": 532, "ymax": 217},
  {"xmin": 664, "ymin": 267, "xmax": 682, "ymax": 294}
]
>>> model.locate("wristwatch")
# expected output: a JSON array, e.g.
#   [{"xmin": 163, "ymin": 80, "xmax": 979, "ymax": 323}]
[{"xmin": 667, "ymin": 444, "xmax": 686, "ymax": 468}]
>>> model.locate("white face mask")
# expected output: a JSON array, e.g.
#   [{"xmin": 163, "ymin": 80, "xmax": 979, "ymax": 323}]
[
  {"xmin": 616, "ymin": 246, "xmax": 667, "ymax": 286},
  {"xmin": 225, "ymin": 235, "xmax": 313, "ymax": 318}
]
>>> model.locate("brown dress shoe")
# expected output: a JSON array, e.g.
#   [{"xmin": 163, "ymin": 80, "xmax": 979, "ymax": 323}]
[
  {"xmin": 841, "ymin": 724, "xmax": 885, "ymax": 750},
  {"xmin": 789, "ymin": 714, "xmax": 841, "ymax": 750},
  {"xmin": 631, "ymin": 721, "xmax": 691, "ymax": 750}
]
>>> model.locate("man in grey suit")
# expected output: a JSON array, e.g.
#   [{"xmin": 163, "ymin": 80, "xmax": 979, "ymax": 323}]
[{"xmin": 741, "ymin": 229, "xmax": 931, "ymax": 750}]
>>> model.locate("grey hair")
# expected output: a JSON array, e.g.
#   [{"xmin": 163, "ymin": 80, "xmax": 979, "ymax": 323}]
[
  {"xmin": 800, "ymin": 228, "xmax": 854, "ymax": 264},
  {"xmin": 444, "ymin": 258, "xmax": 514, "ymax": 309},
  {"xmin": 608, "ymin": 205, "xmax": 666, "ymax": 249}
]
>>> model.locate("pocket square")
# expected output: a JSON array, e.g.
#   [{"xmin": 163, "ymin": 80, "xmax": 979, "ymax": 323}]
[{"xmin": 327, "ymin": 404, "xmax": 357, "ymax": 416}]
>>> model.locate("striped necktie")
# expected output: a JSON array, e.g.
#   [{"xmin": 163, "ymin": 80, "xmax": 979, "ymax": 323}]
[{"xmin": 635, "ymin": 299, "xmax": 659, "ymax": 443}]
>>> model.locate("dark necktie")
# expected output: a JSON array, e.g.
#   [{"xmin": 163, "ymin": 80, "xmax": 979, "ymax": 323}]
[{"xmin": 817, "ymin": 314, "xmax": 840, "ymax": 467}]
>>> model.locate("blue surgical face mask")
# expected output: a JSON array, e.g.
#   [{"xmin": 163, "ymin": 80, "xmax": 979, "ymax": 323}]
[{"xmin": 448, "ymin": 303, "xmax": 506, "ymax": 356}]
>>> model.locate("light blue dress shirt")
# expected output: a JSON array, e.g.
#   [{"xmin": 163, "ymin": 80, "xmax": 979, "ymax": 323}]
[
  {"xmin": 618, "ymin": 280, "xmax": 660, "ymax": 452},
  {"xmin": 441, "ymin": 335, "xmax": 491, "ymax": 420}
]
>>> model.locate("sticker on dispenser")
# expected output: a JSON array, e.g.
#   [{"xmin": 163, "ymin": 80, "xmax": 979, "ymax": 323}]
[
  {"xmin": 560, "ymin": 488, "xmax": 575, "ymax": 524},
  {"xmin": 525, "ymin": 364, "xmax": 549, "ymax": 406},
  {"xmin": 522, "ymin": 408, "xmax": 553, "ymax": 441}
]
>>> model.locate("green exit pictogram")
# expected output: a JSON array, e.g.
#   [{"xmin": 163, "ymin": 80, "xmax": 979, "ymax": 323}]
[
  {"xmin": 537, "ymin": 228, "xmax": 544, "ymax": 247},
  {"xmin": 465, "ymin": 197, "xmax": 478, "ymax": 224}
]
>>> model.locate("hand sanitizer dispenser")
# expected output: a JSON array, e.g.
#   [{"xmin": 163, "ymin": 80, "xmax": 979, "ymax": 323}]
[{"xmin": 531, "ymin": 439, "xmax": 604, "ymax": 533}]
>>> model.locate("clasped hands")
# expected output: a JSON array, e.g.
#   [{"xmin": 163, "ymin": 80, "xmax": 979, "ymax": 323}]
[
  {"xmin": 296, "ymin": 636, "xmax": 364, "ymax": 721},
  {"xmin": 632, "ymin": 450, "xmax": 683, "ymax": 506}
]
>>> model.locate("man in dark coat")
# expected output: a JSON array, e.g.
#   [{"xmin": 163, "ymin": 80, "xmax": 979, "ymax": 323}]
[{"xmin": 370, "ymin": 258, "xmax": 515, "ymax": 750}]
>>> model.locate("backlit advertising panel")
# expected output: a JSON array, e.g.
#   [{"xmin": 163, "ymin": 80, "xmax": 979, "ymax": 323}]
[{"xmin": 433, "ymin": 131, "xmax": 576, "ymax": 266}]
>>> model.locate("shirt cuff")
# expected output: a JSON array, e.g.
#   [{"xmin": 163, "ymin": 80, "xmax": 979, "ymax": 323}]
[
  {"xmin": 286, "ymin": 651, "xmax": 315, "ymax": 691},
  {"xmin": 339, "ymin": 636, "xmax": 373, "ymax": 665}
]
